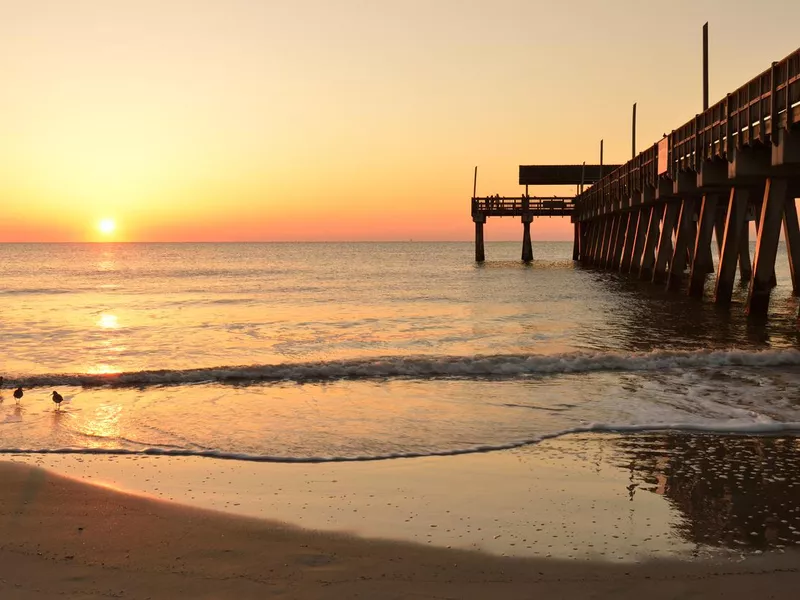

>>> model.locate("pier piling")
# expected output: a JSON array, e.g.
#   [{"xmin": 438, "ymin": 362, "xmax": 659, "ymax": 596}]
[
  {"xmin": 667, "ymin": 198, "xmax": 697, "ymax": 290},
  {"xmin": 688, "ymin": 194, "xmax": 719, "ymax": 297},
  {"xmin": 521, "ymin": 215, "xmax": 533, "ymax": 262},
  {"xmin": 746, "ymin": 178, "xmax": 789, "ymax": 315}
]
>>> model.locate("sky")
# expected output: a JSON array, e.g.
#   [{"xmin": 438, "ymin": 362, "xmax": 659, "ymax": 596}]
[{"xmin": 0, "ymin": 0, "xmax": 798, "ymax": 242}]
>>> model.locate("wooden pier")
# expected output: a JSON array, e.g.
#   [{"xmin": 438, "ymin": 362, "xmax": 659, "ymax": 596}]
[
  {"xmin": 573, "ymin": 47, "xmax": 800, "ymax": 317},
  {"xmin": 473, "ymin": 46, "xmax": 800, "ymax": 318},
  {"xmin": 471, "ymin": 164, "xmax": 618, "ymax": 262}
]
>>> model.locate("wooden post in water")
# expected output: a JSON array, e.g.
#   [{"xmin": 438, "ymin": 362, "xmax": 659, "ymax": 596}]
[
  {"xmin": 573, "ymin": 223, "xmax": 580, "ymax": 261},
  {"xmin": 715, "ymin": 187, "xmax": 750, "ymax": 304},
  {"xmin": 688, "ymin": 194, "xmax": 719, "ymax": 297},
  {"xmin": 521, "ymin": 215, "xmax": 533, "ymax": 263},
  {"xmin": 611, "ymin": 213, "xmax": 629, "ymax": 269},
  {"xmin": 629, "ymin": 207, "xmax": 650, "ymax": 273},
  {"xmin": 783, "ymin": 198, "xmax": 800, "ymax": 294},
  {"xmin": 620, "ymin": 209, "xmax": 639, "ymax": 271},
  {"xmin": 752, "ymin": 198, "xmax": 778, "ymax": 287},
  {"xmin": 667, "ymin": 198, "xmax": 697, "ymax": 290},
  {"xmin": 603, "ymin": 215, "xmax": 619, "ymax": 268},
  {"xmin": 653, "ymin": 203, "xmax": 679, "ymax": 283},
  {"xmin": 738, "ymin": 224, "xmax": 752, "ymax": 282},
  {"xmin": 474, "ymin": 214, "xmax": 486, "ymax": 263},
  {"xmin": 746, "ymin": 178, "xmax": 788, "ymax": 315},
  {"xmin": 639, "ymin": 206, "xmax": 662, "ymax": 279}
]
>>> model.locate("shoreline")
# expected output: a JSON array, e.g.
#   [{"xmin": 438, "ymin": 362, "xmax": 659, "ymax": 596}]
[
  {"xmin": 1, "ymin": 459, "xmax": 799, "ymax": 599},
  {"xmin": 7, "ymin": 432, "xmax": 800, "ymax": 561}
]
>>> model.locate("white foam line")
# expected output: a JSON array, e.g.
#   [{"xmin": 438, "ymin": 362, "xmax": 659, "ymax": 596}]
[
  {"xmin": 6, "ymin": 348, "xmax": 800, "ymax": 389},
  {"xmin": 1, "ymin": 422, "xmax": 798, "ymax": 463}
]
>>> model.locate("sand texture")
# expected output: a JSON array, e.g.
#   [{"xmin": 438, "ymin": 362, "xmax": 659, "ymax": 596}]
[{"xmin": 1, "ymin": 461, "xmax": 799, "ymax": 599}]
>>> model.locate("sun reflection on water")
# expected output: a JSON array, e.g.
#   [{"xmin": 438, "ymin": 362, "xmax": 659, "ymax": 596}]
[
  {"xmin": 79, "ymin": 404, "xmax": 123, "ymax": 448},
  {"xmin": 86, "ymin": 364, "xmax": 121, "ymax": 375},
  {"xmin": 97, "ymin": 314, "xmax": 119, "ymax": 329}
]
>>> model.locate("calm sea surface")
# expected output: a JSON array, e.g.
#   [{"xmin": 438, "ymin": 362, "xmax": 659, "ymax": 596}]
[{"xmin": 1, "ymin": 242, "xmax": 800, "ymax": 460}]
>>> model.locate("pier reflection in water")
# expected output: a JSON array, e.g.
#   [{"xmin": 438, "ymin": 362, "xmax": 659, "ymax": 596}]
[{"xmin": 612, "ymin": 434, "xmax": 800, "ymax": 551}]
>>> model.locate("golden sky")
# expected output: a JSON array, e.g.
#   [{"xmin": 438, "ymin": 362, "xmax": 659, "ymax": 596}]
[{"xmin": 1, "ymin": 0, "xmax": 798, "ymax": 242}]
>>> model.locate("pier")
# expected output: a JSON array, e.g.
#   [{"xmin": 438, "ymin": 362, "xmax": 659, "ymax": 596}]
[
  {"xmin": 473, "ymin": 45, "xmax": 800, "ymax": 318},
  {"xmin": 471, "ymin": 164, "xmax": 619, "ymax": 262}
]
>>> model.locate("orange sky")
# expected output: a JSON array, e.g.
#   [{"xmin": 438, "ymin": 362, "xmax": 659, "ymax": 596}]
[{"xmin": 1, "ymin": 0, "xmax": 798, "ymax": 242}]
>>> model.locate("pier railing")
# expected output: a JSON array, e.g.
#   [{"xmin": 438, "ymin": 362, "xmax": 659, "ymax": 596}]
[
  {"xmin": 471, "ymin": 197, "xmax": 575, "ymax": 217},
  {"xmin": 575, "ymin": 47, "xmax": 800, "ymax": 220}
]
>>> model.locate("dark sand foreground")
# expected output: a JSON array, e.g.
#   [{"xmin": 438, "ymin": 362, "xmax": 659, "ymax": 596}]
[{"xmin": 0, "ymin": 462, "xmax": 798, "ymax": 599}]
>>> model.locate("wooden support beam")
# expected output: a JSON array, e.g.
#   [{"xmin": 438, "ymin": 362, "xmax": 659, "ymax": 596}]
[
  {"xmin": 715, "ymin": 188, "xmax": 750, "ymax": 305},
  {"xmin": 620, "ymin": 210, "xmax": 639, "ymax": 272},
  {"xmin": 653, "ymin": 203, "xmax": 679, "ymax": 284},
  {"xmin": 714, "ymin": 207, "xmax": 726, "ymax": 254},
  {"xmin": 667, "ymin": 198, "xmax": 697, "ymax": 290},
  {"xmin": 611, "ymin": 213, "xmax": 629, "ymax": 270},
  {"xmin": 586, "ymin": 221, "xmax": 600, "ymax": 264},
  {"xmin": 602, "ymin": 215, "xmax": 619, "ymax": 268},
  {"xmin": 639, "ymin": 205, "xmax": 662, "ymax": 279},
  {"xmin": 784, "ymin": 199, "xmax": 800, "ymax": 295},
  {"xmin": 753, "ymin": 200, "xmax": 777, "ymax": 287},
  {"xmin": 521, "ymin": 215, "xmax": 533, "ymax": 263},
  {"xmin": 597, "ymin": 218, "xmax": 611, "ymax": 267},
  {"xmin": 474, "ymin": 215, "xmax": 486, "ymax": 263},
  {"xmin": 746, "ymin": 179, "xmax": 789, "ymax": 316},
  {"xmin": 688, "ymin": 195, "xmax": 719, "ymax": 297},
  {"xmin": 573, "ymin": 222, "xmax": 580, "ymax": 261},
  {"xmin": 629, "ymin": 207, "xmax": 650, "ymax": 273},
  {"xmin": 738, "ymin": 225, "xmax": 752, "ymax": 282},
  {"xmin": 592, "ymin": 218, "xmax": 605, "ymax": 266},
  {"xmin": 594, "ymin": 219, "xmax": 607, "ymax": 265}
]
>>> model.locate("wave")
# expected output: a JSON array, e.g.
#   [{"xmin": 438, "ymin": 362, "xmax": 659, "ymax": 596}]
[
  {"xmin": 6, "ymin": 348, "xmax": 800, "ymax": 388},
  {"xmin": 0, "ymin": 288, "xmax": 75, "ymax": 296},
  {"xmin": 0, "ymin": 421, "xmax": 798, "ymax": 463}
]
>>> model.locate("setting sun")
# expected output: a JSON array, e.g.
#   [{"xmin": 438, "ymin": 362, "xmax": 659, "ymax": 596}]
[{"xmin": 98, "ymin": 219, "xmax": 116, "ymax": 235}]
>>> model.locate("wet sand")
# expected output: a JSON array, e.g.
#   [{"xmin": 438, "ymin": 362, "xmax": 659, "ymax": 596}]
[
  {"xmin": 2, "ymin": 433, "xmax": 800, "ymax": 598},
  {"xmin": 10, "ymin": 433, "xmax": 800, "ymax": 560},
  {"xmin": 1, "ymin": 461, "xmax": 799, "ymax": 600}
]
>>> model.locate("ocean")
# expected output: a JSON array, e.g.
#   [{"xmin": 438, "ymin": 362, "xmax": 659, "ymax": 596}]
[{"xmin": 2, "ymin": 241, "xmax": 800, "ymax": 461}]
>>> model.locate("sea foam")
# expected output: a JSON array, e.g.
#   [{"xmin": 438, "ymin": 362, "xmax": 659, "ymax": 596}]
[
  {"xmin": 6, "ymin": 348, "xmax": 800, "ymax": 389},
  {"xmin": 0, "ymin": 421, "xmax": 797, "ymax": 463}
]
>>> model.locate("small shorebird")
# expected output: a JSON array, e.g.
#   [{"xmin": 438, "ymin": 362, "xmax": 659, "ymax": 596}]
[
  {"xmin": 52, "ymin": 391, "xmax": 64, "ymax": 411},
  {"xmin": 14, "ymin": 387, "xmax": 23, "ymax": 404}
]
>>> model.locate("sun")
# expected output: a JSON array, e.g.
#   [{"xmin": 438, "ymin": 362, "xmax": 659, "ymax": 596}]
[{"xmin": 98, "ymin": 219, "xmax": 116, "ymax": 235}]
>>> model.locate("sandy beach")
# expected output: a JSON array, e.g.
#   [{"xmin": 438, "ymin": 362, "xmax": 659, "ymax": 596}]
[{"xmin": 2, "ymin": 433, "xmax": 799, "ymax": 599}]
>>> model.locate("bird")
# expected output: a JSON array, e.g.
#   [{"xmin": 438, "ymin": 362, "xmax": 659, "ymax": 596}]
[
  {"xmin": 13, "ymin": 387, "xmax": 23, "ymax": 404},
  {"xmin": 52, "ymin": 391, "xmax": 64, "ymax": 411}
]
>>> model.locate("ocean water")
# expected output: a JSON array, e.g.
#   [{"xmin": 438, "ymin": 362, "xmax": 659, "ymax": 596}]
[{"xmin": 1, "ymin": 241, "xmax": 800, "ymax": 461}]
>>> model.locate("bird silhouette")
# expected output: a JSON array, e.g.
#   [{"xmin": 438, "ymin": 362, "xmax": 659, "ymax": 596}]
[
  {"xmin": 52, "ymin": 391, "xmax": 64, "ymax": 411},
  {"xmin": 14, "ymin": 387, "xmax": 23, "ymax": 404}
]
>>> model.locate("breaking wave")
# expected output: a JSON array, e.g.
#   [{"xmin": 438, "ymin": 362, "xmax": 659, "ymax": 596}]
[
  {"xmin": 6, "ymin": 348, "xmax": 800, "ymax": 389},
  {"xmin": 0, "ymin": 421, "xmax": 798, "ymax": 463}
]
